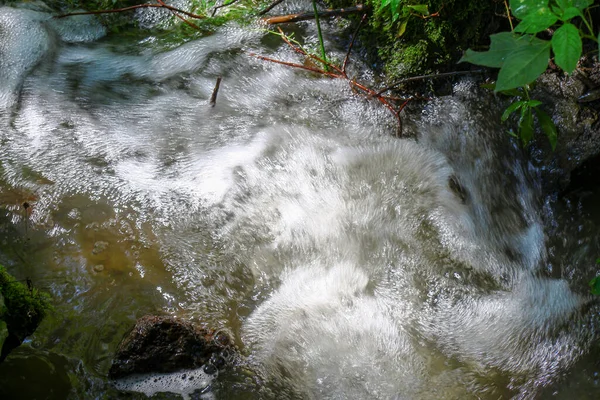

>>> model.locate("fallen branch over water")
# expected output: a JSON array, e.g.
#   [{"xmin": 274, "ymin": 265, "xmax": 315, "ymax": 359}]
[
  {"xmin": 55, "ymin": 1, "xmax": 205, "ymax": 21},
  {"xmin": 250, "ymin": 23, "xmax": 411, "ymax": 136},
  {"xmin": 376, "ymin": 70, "xmax": 485, "ymax": 95},
  {"xmin": 210, "ymin": 76, "xmax": 222, "ymax": 107},
  {"xmin": 263, "ymin": 5, "xmax": 367, "ymax": 24}
]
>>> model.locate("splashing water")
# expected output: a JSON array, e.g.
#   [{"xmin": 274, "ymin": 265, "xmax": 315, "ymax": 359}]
[{"xmin": 0, "ymin": 3, "xmax": 599, "ymax": 400}]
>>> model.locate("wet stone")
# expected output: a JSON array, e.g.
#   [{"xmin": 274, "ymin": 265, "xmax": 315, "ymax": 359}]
[
  {"xmin": 93, "ymin": 264, "xmax": 104, "ymax": 273},
  {"xmin": 109, "ymin": 315, "xmax": 234, "ymax": 379},
  {"xmin": 203, "ymin": 364, "xmax": 217, "ymax": 375},
  {"xmin": 92, "ymin": 241, "xmax": 109, "ymax": 255}
]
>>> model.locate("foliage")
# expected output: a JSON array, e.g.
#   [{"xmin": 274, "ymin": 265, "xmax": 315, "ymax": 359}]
[
  {"xmin": 378, "ymin": 0, "xmax": 430, "ymax": 37},
  {"xmin": 460, "ymin": 0, "xmax": 596, "ymax": 92},
  {"xmin": 45, "ymin": 0, "xmax": 252, "ymax": 36},
  {"xmin": 0, "ymin": 265, "xmax": 52, "ymax": 357},
  {"xmin": 459, "ymin": 0, "xmax": 597, "ymax": 148},
  {"xmin": 324, "ymin": 0, "xmax": 496, "ymax": 79},
  {"xmin": 483, "ymin": 83, "xmax": 558, "ymax": 149},
  {"xmin": 312, "ymin": 0, "xmax": 329, "ymax": 70}
]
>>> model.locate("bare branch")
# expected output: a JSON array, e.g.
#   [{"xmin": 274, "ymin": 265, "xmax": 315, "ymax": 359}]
[
  {"xmin": 211, "ymin": 0, "xmax": 242, "ymax": 17},
  {"xmin": 376, "ymin": 70, "xmax": 485, "ymax": 95},
  {"xmin": 258, "ymin": 0, "xmax": 286, "ymax": 16},
  {"xmin": 55, "ymin": 2, "xmax": 205, "ymax": 20},
  {"xmin": 248, "ymin": 53, "xmax": 340, "ymax": 78},
  {"xmin": 343, "ymin": 13, "xmax": 367, "ymax": 74},
  {"xmin": 210, "ymin": 76, "xmax": 223, "ymax": 107},
  {"xmin": 263, "ymin": 5, "xmax": 366, "ymax": 24}
]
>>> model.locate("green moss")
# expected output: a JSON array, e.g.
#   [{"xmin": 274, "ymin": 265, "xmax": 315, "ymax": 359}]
[
  {"xmin": 326, "ymin": 0, "xmax": 504, "ymax": 81},
  {"xmin": 0, "ymin": 265, "xmax": 52, "ymax": 361}
]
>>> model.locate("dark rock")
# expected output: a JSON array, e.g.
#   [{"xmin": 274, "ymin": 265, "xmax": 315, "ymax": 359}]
[
  {"xmin": 562, "ymin": 151, "xmax": 600, "ymax": 196},
  {"xmin": 530, "ymin": 64, "xmax": 600, "ymax": 194},
  {"xmin": 108, "ymin": 315, "xmax": 232, "ymax": 379},
  {"xmin": 203, "ymin": 363, "xmax": 217, "ymax": 375}
]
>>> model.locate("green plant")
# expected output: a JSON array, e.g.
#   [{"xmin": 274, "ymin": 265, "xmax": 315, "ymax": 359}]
[
  {"xmin": 488, "ymin": 83, "xmax": 558, "ymax": 149},
  {"xmin": 461, "ymin": 0, "xmax": 597, "ymax": 90},
  {"xmin": 312, "ymin": 0, "xmax": 329, "ymax": 70},
  {"xmin": 460, "ymin": 0, "xmax": 597, "ymax": 147},
  {"xmin": 378, "ymin": 0, "xmax": 430, "ymax": 36}
]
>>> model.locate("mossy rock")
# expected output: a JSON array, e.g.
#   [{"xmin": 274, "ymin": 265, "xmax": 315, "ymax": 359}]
[
  {"xmin": 325, "ymin": 0, "xmax": 506, "ymax": 81},
  {"xmin": 0, "ymin": 265, "xmax": 52, "ymax": 362}
]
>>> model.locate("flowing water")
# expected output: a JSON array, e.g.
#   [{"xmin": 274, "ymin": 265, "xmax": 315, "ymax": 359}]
[{"xmin": 1, "ymin": 2, "xmax": 600, "ymax": 399}]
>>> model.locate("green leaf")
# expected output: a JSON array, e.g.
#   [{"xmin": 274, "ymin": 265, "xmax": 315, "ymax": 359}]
[
  {"xmin": 459, "ymin": 32, "xmax": 528, "ymax": 68},
  {"xmin": 514, "ymin": 8, "xmax": 558, "ymax": 33},
  {"xmin": 573, "ymin": 0, "xmax": 593, "ymax": 10},
  {"xmin": 552, "ymin": 23, "xmax": 582, "ymax": 73},
  {"xmin": 380, "ymin": 0, "xmax": 391, "ymax": 8},
  {"xmin": 560, "ymin": 6, "xmax": 583, "ymax": 21},
  {"xmin": 406, "ymin": 4, "xmax": 429, "ymax": 15},
  {"xmin": 495, "ymin": 38, "xmax": 551, "ymax": 91},
  {"xmin": 556, "ymin": 0, "xmax": 593, "ymax": 10},
  {"xmin": 595, "ymin": 258, "xmax": 600, "ymax": 264},
  {"xmin": 534, "ymin": 108, "xmax": 558, "ymax": 150},
  {"xmin": 526, "ymin": 100, "xmax": 543, "ymax": 107},
  {"xmin": 555, "ymin": 0, "xmax": 569, "ymax": 9},
  {"xmin": 390, "ymin": 0, "xmax": 401, "ymax": 20},
  {"xmin": 519, "ymin": 106, "xmax": 535, "ymax": 145},
  {"xmin": 590, "ymin": 276, "xmax": 600, "ymax": 295},
  {"xmin": 397, "ymin": 20, "xmax": 408, "ymax": 37},
  {"xmin": 509, "ymin": 0, "xmax": 549, "ymax": 19},
  {"xmin": 502, "ymin": 101, "xmax": 526, "ymax": 121}
]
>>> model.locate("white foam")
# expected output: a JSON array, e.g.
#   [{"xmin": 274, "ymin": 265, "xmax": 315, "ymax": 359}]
[
  {"xmin": 0, "ymin": 7, "xmax": 52, "ymax": 110},
  {"xmin": 113, "ymin": 368, "xmax": 215, "ymax": 400}
]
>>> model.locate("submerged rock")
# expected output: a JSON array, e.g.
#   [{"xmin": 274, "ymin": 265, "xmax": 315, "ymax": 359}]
[{"xmin": 108, "ymin": 315, "xmax": 232, "ymax": 379}]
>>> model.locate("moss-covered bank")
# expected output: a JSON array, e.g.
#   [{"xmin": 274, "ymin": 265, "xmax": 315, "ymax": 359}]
[
  {"xmin": 0, "ymin": 265, "xmax": 52, "ymax": 362},
  {"xmin": 325, "ymin": 0, "xmax": 506, "ymax": 80}
]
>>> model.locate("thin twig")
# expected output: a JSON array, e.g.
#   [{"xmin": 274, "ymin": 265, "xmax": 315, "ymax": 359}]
[
  {"xmin": 342, "ymin": 13, "xmax": 367, "ymax": 74},
  {"xmin": 263, "ymin": 5, "xmax": 366, "ymax": 24},
  {"xmin": 258, "ymin": 0, "xmax": 286, "ymax": 16},
  {"xmin": 276, "ymin": 27, "xmax": 343, "ymax": 75},
  {"xmin": 504, "ymin": 0, "xmax": 514, "ymax": 31},
  {"xmin": 156, "ymin": 0, "xmax": 202, "ymax": 30},
  {"xmin": 210, "ymin": 76, "xmax": 222, "ymax": 107},
  {"xmin": 55, "ymin": 2, "xmax": 205, "ymax": 20},
  {"xmin": 248, "ymin": 53, "xmax": 339, "ymax": 78},
  {"xmin": 211, "ymin": 0, "xmax": 241, "ymax": 17},
  {"xmin": 376, "ymin": 70, "xmax": 484, "ymax": 95}
]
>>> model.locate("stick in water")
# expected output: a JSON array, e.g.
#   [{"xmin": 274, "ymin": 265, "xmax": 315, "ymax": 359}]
[
  {"xmin": 210, "ymin": 77, "xmax": 222, "ymax": 107},
  {"xmin": 23, "ymin": 202, "xmax": 30, "ymax": 238}
]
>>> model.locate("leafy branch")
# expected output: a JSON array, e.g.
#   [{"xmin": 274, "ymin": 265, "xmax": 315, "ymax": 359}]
[{"xmin": 460, "ymin": 0, "xmax": 598, "ymax": 147}]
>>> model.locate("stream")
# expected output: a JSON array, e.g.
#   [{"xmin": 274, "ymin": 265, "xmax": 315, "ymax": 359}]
[{"xmin": 1, "ymin": 2, "xmax": 600, "ymax": 399}]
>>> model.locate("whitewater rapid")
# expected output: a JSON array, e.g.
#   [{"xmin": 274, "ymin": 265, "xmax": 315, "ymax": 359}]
[{"xmin": 0, "ymin": 3, "xmax": 598, "ymax": 399}]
